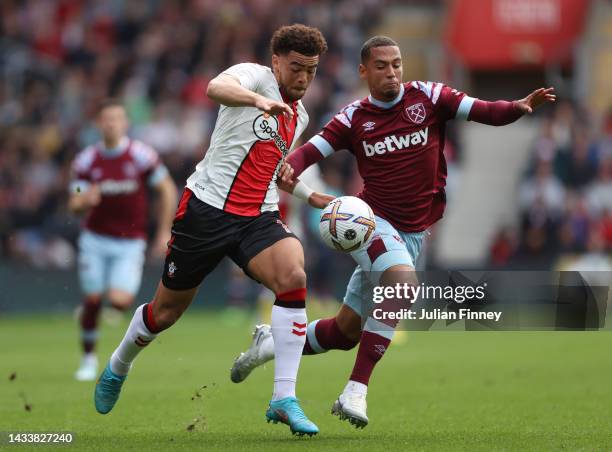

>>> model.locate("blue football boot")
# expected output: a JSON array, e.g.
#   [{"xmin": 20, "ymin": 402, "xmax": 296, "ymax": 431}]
[
  {"xmin": 94, "ymin": 363, "xmax": 126, "ymax": 414},
  {"xmin": 266, "ymin": 397, "xmax": 319, "ymax": 436}
]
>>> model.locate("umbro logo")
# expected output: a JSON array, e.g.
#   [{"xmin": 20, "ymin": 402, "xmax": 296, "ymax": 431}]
[
  {"xmin": 362, "ymin": 121, "xmax": 376, "ymax": 132},
  {"xmin": 374, "ymin": 344, "xmax": 387, "ymax": 355}
]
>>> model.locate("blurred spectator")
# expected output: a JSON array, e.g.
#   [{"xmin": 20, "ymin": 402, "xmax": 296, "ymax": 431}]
[
  {"xmin": 586, "ymin": 156, "xmax": 612, "ymax": 216},
  {"xmin": 488, "ymin": 226, "xmax": 519, "ymax": 268},
  {"xmin": 492, "ymin": 101, "xmax": 612, "ymax": 268},
  {"xmin": 519, "ymin": 158, "xmax": 565, "ymax": 216},
  {"xmin": 0, "ymin": 0, "xmax": 389, "ymax": 266},
  {"xmin": 557, "ymin": 192, "xmax": 591, "ymax": 253},
  {"xmin": 554, "ymin": 127, "xmax": 597, "ymax": 188}
]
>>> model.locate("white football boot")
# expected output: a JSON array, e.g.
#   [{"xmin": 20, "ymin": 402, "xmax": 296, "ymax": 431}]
[
  {"xmin": 75, "ymin": 353, "xmax": 98, "ymax": 381},
  {"xmin": 230, "ymin": 324, "xmax": 274, "ymax": 383},
  {"xmin": 331, "ymin": 389, "xmax": 369, "ymax": 428}
]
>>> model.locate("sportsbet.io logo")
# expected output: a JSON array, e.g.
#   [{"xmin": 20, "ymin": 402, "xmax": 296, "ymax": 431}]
[{"xmin": 252, "ymin": 113, "xmax": 289, "ymax": 156}]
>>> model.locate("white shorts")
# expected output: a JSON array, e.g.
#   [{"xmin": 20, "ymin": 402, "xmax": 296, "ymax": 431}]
[{"xmin": 78, "ymin": 230, "xmax": 146, "ymax": 296}]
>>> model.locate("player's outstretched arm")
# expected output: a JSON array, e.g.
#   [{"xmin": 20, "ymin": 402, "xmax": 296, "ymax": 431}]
[
  {"xmin": 277, "ymin": 163, "xmax": 334, "ymax": 209},
  {"xmin": 206, "ymin": 74, "xmax": 293, "ymax": 118},
  {"xmin": 468, "ymin": 87, "xmax": 556, "ymax": 126}
]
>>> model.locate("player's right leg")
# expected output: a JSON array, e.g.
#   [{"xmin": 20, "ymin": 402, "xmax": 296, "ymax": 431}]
[
  {"xmin": 75, "ymin": 231, "xmax": 107, "ymax": 381},
  {"xmin": 95, "ymin": 188, "xmax": 225, "ymax": 414},
  {"xmin": 95, "ymin": 283, "xmax": 198, "ymax": 414}
]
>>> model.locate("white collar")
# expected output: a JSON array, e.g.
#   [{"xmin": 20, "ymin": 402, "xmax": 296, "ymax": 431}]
[
  {"xmin": 368, "ymin": 84, "xmax": 404, "ymax": 109},
  {"xmin": 99, "ymin": 136, "xmax": 129, "ymax": 157}
]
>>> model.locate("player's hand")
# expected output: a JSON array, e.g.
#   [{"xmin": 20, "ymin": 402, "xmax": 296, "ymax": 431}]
[
  {"xmin": 254, "ymin": 95, "xmax": 293, "ymax": 119},
  {"xmin": 276, "ymin": 162, "xmax": 295, "ymax": 193},
  {"xmin": 84, "ymin": 184, "xmax": 101, "ymax": 207},
  {"xmin": 278, "ymin": 162, "xmax": 294, "ymax": 184},
  {"xmin": 515, "ymin": 87, "xmax": 556, "ymax": 114},
  {"xmin": 150, "ymin": 232, "xmax": 171, "ymax": 260},
  {"xmin": 308, "ymin": 192, "xmax": 336, "ymax": 209}
]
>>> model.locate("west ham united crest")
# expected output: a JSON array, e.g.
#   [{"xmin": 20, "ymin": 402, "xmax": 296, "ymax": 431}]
[{"xmin": 406, "ymin": 103, "xmax": 426, "ymax": 124}]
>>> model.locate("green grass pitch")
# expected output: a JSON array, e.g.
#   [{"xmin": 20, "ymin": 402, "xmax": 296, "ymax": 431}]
[{"xmin": 1, "ymin": 311, "xmax": 611, "ymax": 451}]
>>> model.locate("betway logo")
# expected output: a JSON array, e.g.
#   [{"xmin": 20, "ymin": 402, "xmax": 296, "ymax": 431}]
[
  {"xmin": 362, "ymin": 127, "xmax": 428, "ymax": 157},
  {"xmin": 99, "ymin": 179, "xmax": 138, "ymax": 195}
]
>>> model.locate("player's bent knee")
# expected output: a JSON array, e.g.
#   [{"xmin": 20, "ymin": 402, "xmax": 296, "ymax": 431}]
[
  {"xmin": 381, "ymin": 264, "xmax": 417, "ymax": 287},
  {"xmin": 84, "ymin": 294, "xmax": 103, "ymax": 305},
  {"xmin": 108, "ymin": 290, "xmax": 135, "ymax": 309},
  {"xmin": 275, "ymin": 266, "xmax": 307, "ymax": 294}
]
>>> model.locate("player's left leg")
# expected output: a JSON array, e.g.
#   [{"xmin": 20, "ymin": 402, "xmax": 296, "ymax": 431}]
[
  {"xmin": 230, "ymin": 302, "xmax": 361, "ymax": 384},
  {"xmin": 106, "ymin": 237, "xmax": 147, "ymax": 311},
  {"xmin": 237, "ymin": 215, "xmax": 318, "ymax": 436},
  {"xmin": 332, "ymin": 221, "xmax": 425, "ymax": 428}
]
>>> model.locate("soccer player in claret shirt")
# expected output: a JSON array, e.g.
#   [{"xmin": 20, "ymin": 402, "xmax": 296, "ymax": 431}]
[
  {"xmin": 69, "ymin": 100, "xmax": 177, "ymax": 381},
  {"xmin": 94, "ymin": 24, "xmax": 332, "ymax": 436},
  {"xmin": 230, "ymin": 36, "xmax": 556, "ymax": 427}
]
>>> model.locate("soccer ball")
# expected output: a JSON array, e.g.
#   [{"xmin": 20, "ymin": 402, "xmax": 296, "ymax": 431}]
[{"xmin": 319, "ymin": 196, "xmax": 376, "ymax": 252}]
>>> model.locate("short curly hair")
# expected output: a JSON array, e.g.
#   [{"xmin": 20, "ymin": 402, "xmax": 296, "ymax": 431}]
[{"xmin": 270, "ymin": 24, "xmax": 328, "ymax": 57}]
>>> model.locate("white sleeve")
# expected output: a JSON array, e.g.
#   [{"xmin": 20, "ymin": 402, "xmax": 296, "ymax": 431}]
[{"xmin": 222, "ymin": 63, "xmax": 267, "ymax": 93}]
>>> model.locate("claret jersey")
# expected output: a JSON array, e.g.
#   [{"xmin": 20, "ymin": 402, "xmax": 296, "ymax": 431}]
[
  {"xmin": 71, "ymin": 137, "xmax": 167, "ymax": 238},
  {"xmin": 307, "ymin": 81, "xmax": 476, "ymax": 232}
]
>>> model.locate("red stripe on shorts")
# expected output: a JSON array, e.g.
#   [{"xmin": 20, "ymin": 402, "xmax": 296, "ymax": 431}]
[
  {"xmin": 366, "ymin": 236, "xmax": 387, "ymax": 263},
  {"xmin": 174, "ymin": 188, "xmax": 193, "ymax": 222}
]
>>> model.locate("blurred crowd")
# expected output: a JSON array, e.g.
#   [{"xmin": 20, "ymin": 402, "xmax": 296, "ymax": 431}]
[
  {"xmin": 0, "ymin": 0, "xmax": 386, "ymax": 268},
  {"xmin": 3, "ymin": 0, "xmax": 607, "ymax": 275},
  {"xmin": 490, "ymin": 103, "xmax": 612, "ymax": 268}
]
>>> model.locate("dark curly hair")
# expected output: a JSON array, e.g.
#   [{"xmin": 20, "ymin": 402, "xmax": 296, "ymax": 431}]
[{"xmin": 270, "ymin": 24, "xmax": 328, "ymax": 57}]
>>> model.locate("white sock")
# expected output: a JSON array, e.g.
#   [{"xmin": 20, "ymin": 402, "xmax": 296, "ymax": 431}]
[
  {"xmin": 270, "ymin": 305, "xmax": 306, "ymax": 401},
  {"xmin": 344, "ymin": 380, "xmax": 368, "ymax": 395},
  {"xmin": 82, "ymin": 353, "xmax": 97, "ymax": 363},
  {"xmin": 110, "ymin": 304, "xmax": 158, "ymax": 376}
]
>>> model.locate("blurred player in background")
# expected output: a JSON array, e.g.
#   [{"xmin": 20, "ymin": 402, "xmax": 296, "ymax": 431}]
[
  {"xmin": 94, "ymin": 24, "xmax": 333, "ymax": 436},
  {"xmin": 231, "ymin": 36, "xmax": 556, "ymax": 428},
  {"xmin": 69, "ymin": 99, "xmax": 177, "ymax": 381}
]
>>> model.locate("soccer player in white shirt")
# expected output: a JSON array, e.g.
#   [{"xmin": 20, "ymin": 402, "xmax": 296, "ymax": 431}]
[{"xmin": 94, "ymin": 24, "xmax": 332, "ymax": 437}]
